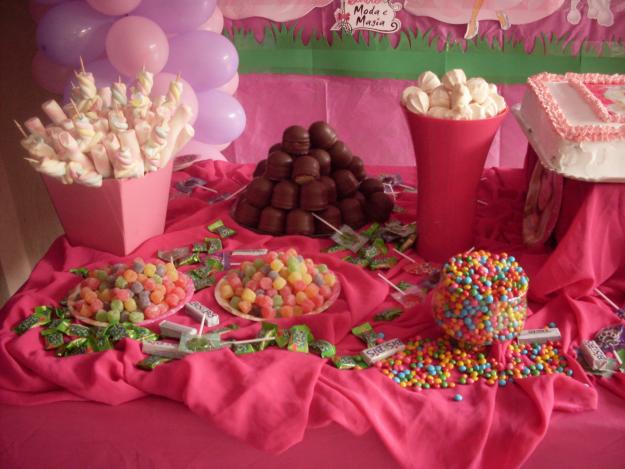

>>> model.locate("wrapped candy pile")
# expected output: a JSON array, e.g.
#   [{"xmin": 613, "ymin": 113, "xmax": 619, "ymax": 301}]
[
  {"xmin": 17, "ymin": 66, "xmax": 194, "ymax": 187},
  {"xmin": 402, "ymin": 69, "xmax": 507, "ymax": 120},
  {"xmin": 432, "ymin": 250, "xmax": 529, "ymax": 347}
]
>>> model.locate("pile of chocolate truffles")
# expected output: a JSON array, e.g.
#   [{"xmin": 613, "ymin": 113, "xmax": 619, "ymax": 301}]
[{"xmin": 234, "ymin": 122, "xmax": 394, "ymax": 236}]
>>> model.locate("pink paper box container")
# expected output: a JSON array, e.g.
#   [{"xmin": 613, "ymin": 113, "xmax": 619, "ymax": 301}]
[{"xmin": 42, "ymin": 161, "xmax": 173, "ymax": 256}]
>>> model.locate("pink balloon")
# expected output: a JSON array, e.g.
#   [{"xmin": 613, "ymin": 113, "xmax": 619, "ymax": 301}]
[
  {"xmin": 214, "ymin": 142, "xmax": 230, "ymax": 151},
  {"xmin": 151, "ymin": 72, "xmax": 199, "ymax": 124},
  {"xmin": 86, "ymin": 0, "xmax": 142, "ymax": 16},
  {"xmin": 105, "ymin": 16, "xmax": 169, "ymax": 77},
  {"xmin": 175, "ymin": 140, "xmax": 227, "ymax": 161},
  {"xmin": 198, "ymin": 6, "xmax": 223, "ymax": 33},
  {"xmin": 31, "ymin": 49, "xmax": 72, "ymax": 94},
  {"xmin": 216, "ymin": 72, "xmax": 238, "ymax": 95}
]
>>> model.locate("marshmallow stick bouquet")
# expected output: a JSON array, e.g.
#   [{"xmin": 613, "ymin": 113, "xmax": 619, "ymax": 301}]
[{"xmin": 16, "ymin": 63, "xmax": 194, "ymax": 188}]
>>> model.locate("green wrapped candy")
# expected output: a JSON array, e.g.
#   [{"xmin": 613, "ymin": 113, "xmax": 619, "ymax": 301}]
[
  {"xmin": 374, "ymin": 308, "xmax": 403, "ymax": 322},
  {"xmin": 310, "ymin": 339, "xmax": 336, "ymax": 358},
  {"xmin": 69, "ymin": 268, "xmax": 89, "ymax": 278},
  {"xmin": 205, "ymin": 237, "xmax": 223, "ymax": 254},
  {"xmin": 288, "ymin": 325, "xmax": 313, "ymax": 353},
  {"xmin": 205, "ymin": 257, "xmax": 224, "ymax": 272},
  {"xmin": 68, "ymin": 324, "xmax": 91, "ymax": 338},
  {"xmin": 343, "ymin": 256, "xmax": 369, "ymax": 267},
  {"xmin": 14, "ymin": 306, "xmax": 52, "ymax": 335},
  {"xmin": 54, "ymin": 307, "xmax": 70, "ymax": 320},
  {"xmin": 137, "ymin": 355, "xmax": 173, "ymax": 371},
  {"xmin": 372, "ymin": 237, "xmax": 388, "ymax": 255},
  {"xmin": 178, "ymin": 253, "xmax": 201, "ymax": 266},
  {"xmin": 191, "ymin": 274, "xmax": 216, "ymax": 291},
  {"xmin": 368, "ymin": 257, "xmax": 398, "ymax": 270},
  {"xmin": 331, "ymin": 355, "xmax": 369, "ymax": 370},
  {"xmin": 358, "ymin": 245, "xmax": 379, "ymax": 260},
  {"xmin": 45, "ymin": 318, "xmax": 71, "ymax": 334},
  {"xmin": 256, "ymin": 322, "xmax": 278, "ymax": 351},
  {"xmin": 207, "ymin": 219, "xmax": 237, "ymax": 239},
  {"xmin": 106, "ymin": 323, "xmax": 129, "ymax": 342},
  {"xmin": 352, "ymin": 322, "xmax": 378, "ymax": 347},
  {"xmin": 397, "ymin": 281, "xmax": 413, "ymax": 292},
  {"xmin": 89, "ymin": 335, "xmax": 113, "ymax": 352},
  {"xmin": 44, "ymin": 332, "xmax": 65, "ymax": 350},
  {"xmin": 361, "ymin": 223, "xmax": 380, "ymax": 239},
  {"xmin": 233, "ymin": 343, "xmax": 256, "ymax": 355},
  {"xmin": 275, "ymin": 327, "xmax": 290, "ymax": 349},
  {"xmin": 63, "ymin": 338, "xmax": 90, "ymax": 356},
  {"xmin": 192, "ymin": 242, "xmax": 208, "ymax": 253},
  {"xmin": 126, "ymin": 326, "xmax": 158, "ymax": 342}
]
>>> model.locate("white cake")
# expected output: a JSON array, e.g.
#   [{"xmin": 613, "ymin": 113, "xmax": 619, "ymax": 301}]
[{"xmin": 517, "ymin": 72, "xmax": 625, "ymax": 181}]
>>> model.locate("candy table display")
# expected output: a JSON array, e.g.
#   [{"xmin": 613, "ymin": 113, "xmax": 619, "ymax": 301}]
[
  {"xmin": 215, "ymin": 248, "xmax": 341, "ymax": 321},
  {"xmin": 432, "ymin": 250, "xmax": 529, "ymax": 347},
  {"xmin": 15, "ymin": 65, "xmax": 195, "ymax": 255}
]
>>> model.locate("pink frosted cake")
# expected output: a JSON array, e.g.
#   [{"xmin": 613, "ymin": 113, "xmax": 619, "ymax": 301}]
[{"xmin": 518, "ymin": 72, "xmax": 625, "ymax": 181}]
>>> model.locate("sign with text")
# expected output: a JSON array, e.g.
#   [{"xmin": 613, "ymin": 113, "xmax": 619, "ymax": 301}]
[{"xmin": 331, "ymin": 0, "xmax": 402, "ymax": 34}]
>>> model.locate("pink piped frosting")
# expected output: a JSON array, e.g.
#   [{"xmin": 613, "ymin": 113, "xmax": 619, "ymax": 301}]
[{"xmin": 527, "ymin": 72, "xmax": 625, "ymax": 142}]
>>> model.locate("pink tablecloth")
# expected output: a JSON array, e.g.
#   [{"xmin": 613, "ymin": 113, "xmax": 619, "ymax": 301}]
[{"xmin": 1, "ymin": 161, "xmax": 624, "ymax": 469}]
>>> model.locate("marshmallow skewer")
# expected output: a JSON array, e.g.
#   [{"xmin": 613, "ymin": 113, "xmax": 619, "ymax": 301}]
[
  {"xmin": 377, "ymin": 273, "xmax": 405, "ymax": 295},
  {"xmin": 159, "ymin": 105, "xmax": 192, "ymax": 167},
  {"xmin": 24, "ymin": 117, "xmax": 47, "ymax": 137},
  {"xmin": 42, "ymin": 100, "xmax": 68, "ymax": 124}
]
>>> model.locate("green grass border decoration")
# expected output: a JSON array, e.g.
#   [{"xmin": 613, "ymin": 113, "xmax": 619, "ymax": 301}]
[{"xmin": 225, "ymin": 25, "xmax": 625, "ymax": 83}]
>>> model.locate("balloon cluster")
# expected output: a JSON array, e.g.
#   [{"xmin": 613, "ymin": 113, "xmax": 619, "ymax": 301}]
[{"xmin": 30, "ymin": 0, "xmax": 245, "ymax": 155}]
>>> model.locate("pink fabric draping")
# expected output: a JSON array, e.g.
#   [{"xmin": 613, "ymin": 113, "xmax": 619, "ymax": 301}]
[
  {"xmin": 226, "ymin": 74, "xmax": 528, "ymax": 168},
  {"xmin": 1, "ymin": 160, "xmax": 624, "ymax": 468}
]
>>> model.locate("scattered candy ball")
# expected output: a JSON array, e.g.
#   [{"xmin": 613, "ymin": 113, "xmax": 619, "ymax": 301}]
[
  {"xmin": 68, "ymin": 258, "xmax": 191, "ymax": 325},
  {"xmin": 453, "ymin": 394, "xmax": 463, "ymax": 401},
  {"xmin": 432, "ymin": 250, "xmax": 529, "ymax": 347},
  {"xmin": 217, "ymin": 248, "xmax": 340, "ymax": 319},
  {"xmin": 376, "ymin": 336, "xmax": 573, "ymax": 391}
]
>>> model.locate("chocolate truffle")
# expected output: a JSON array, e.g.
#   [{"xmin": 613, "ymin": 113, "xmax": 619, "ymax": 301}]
[
  {"xmin": 271, "ymin": 180, "xmax": 299, "ymax": 210},
  {"xmin": 315, "ymin": 205, "xmax": 342, "ymax": 235},
  {"xmin": 328, "ymin": 140, "xmax": 353, "ymax": 169},
  {"xmin": 348, "ymin": 156, "xmax": 366, "ymax": 180},
  {"xmin": 233, "ymin": 198, "xmax": 261, "ymax": 228},
  {"xmin": 332, "ymin": 169, "xmax": 359, "ymax": 198},
  {"xmin": 309, "ymin": 121, "xmax": 338, "ymax": 150},
  {"xmin": 300, "ymin": 180, "xmax": 329, "ymax": 212},
  {"xmin": 265, "ymin": 151, "xmax": 293, "ymax": 181},
  {"xmin": 353, "ymin": 191, "xmax": 366, "ymax": 207},
  {"xmin": 292, "ymin": 155, "xmax": 320, "ymax": 185},
  {"xmin": 339, "ymin": 197, "xmax": 366, "ymax": 229},
  {"xmin": 268, "ymin": 142, "xmax": 282, "ymax": 154},
  {"xmin": 282, "ymin": 125, "xmax": 310, "ymax": 156},
  {"xmin": 309, "ymin": 149, "xmax": 332, "ymax": 176},
  {"xmin": 253, "ymin": 159, "xmax": 267, "ymax": 178},
  {"xmin": 258, "ymin": 206, "xmax": 286, "ymax": 235},
  {"xmin": 319, "ymin": 175, "xmax": 337, "ymax": 203},
  {"xmin": 286, "ymin": 209, "xmax": 315, "ymax": 236},
  {"xmin": 366, "ymin": 191, "xmax": 394, "ymax": 223},
  {"xmin": 359, "ymin": 178, "xmax": 385, "ymax": 196},
  {"xmin": 245, "ymin": 177, "xmax": 274, "ymax": 209}
]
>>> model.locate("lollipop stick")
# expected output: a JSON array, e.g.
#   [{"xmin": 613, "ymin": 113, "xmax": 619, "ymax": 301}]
[
  {"xmin": 377, "ymin": 273, "xmax": 405, "ymax": 295},
  {"xmin": 393, "ymin": 248, "xmax": 415, "ymax": 263},
  {"xmin": 477, "ymin": 200, "xmax": 488, "ymax": 206},
  {"xmin": 224, "ymin": 337, "xmax": 274, "ymax": 345},
  {"xmin": 466, "ymin": 246, "xmax": 475, "ymax": 254},
  {"xmin": 196, "ymin": 185, "xmax": 218, "ymax": 193},
  {"xmin": 222, "ymin": 184, "xmax": 247, "ymax": 201},
  {"xmin": 311, "ymin": 213, "xmax": 343, "ymax": 236},
  {"xmin": 594, "ymin": 288, "xmax": 620, "ymax": 311},
  {"xmin": 13, "ymin": 120, "xmax": 28, "ymax": 138},
  {"xmin": 199, "ymin": 313, "xmax": 206, "ymax": 336}
]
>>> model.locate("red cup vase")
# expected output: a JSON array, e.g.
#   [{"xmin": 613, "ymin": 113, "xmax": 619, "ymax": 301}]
[
  {"xmin": 405, "ymin": 109, "xmax": 508, "ymax": 262},
  {"xmin": 42, "ymin": 160, "xmax": 174, "ymax": 256}
]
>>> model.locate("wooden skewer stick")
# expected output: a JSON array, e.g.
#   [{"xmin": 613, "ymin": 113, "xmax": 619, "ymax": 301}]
[
  {"xmin": 594, "ymin": 288, "xmax": 620, "ymax": 311},
  {"xmin": 13, "ymin": 120, "xmax": 28, "ymax": 138},
  {"xmin": 79, "ymin": 56, "xmax": 86, "ymax": 74},
  {"xmin": 393, "ymin": 248, "xmax": 415, "ymax": 263},
  {"xmin": 311, "ymin": 213, "xmax": 343, "ymax": 236},
  {"xmin": 70, "ymin": 99, "xmax": 81, "ymax": 117},
  {"xmin": 377, "ymin": 273, "xmax": 405, "ymax": 295}
]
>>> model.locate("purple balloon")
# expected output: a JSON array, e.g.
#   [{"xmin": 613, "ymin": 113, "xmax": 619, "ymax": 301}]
[
  {"xmin": 61, "ymin": 59, "xmax": 131, "ymax": 104},
  {"xmin": 36, "ymin": 1, "xmax": 114, "ymax": 67},
  {"xmin": 163, "ymin": 31, "xmax": 238, "ymax": 91},
  {"xmin": 133, "ymin": 0, "xmax": 216, "ymax": 34},
  {"xmin": 194, "ymin": 90, "xmax": 246, "ymax": 145}
]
